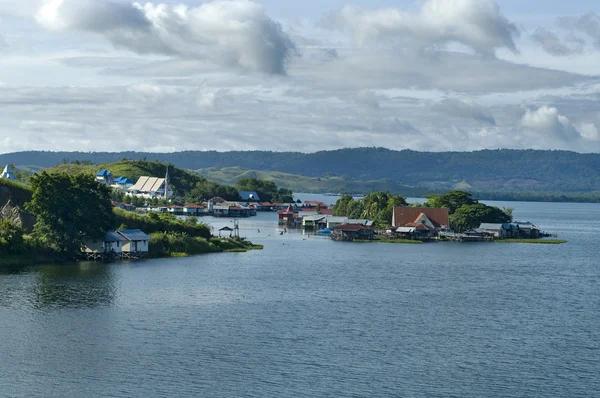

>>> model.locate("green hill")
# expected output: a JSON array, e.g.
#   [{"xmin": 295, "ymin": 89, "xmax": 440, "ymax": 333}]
[
  {"xmin": 45, "ymin": 160, "xmax": 204, "ymax": 194},
  {"xmin": 4, "ymin": 147, "xmax": 600, "ymax": 193},
  {"xmin": 194, "ymin": 167, "xmax": 428, "ymax": 196}
]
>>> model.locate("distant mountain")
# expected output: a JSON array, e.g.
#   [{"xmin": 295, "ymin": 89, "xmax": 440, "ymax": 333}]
[
  {"xmin": 194, "ymin": 167, "xmax": 429, "ymax": 196},
  {"xmin": 2, "ymin": 148, "xmax": 600, "ymax": 193}
]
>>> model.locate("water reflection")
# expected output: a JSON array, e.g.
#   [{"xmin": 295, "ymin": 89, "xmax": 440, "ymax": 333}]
[{"xmin": 31, "ymin": 262, "xmax": 117, "ymax": 309}]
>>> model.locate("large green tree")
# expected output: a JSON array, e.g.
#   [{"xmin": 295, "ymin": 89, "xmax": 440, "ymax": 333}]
[
  {"xmin": 235, "ymin": 178, "xmax": 294, "ymax": 203},
  {"xmin": 26, "ymin": 172, "xmax": 115, "ymax": 256},
  {"xmin": 426, "ymin": 190, "xmax": 478, "ymax": 214},
  {"xmin": 333, "ymin": 192, "xmax": 407, "ymax": 227},
  {"xmin": 185, "ymin": 179, "xmax": 240, "ymax": 202},
  {"xmin": 450, "ymin": 204, "xmax": 512, "ymax": 232},
  {"xmin": 0, "ymin": 219, "xmax": 26, "ymax": 255}
]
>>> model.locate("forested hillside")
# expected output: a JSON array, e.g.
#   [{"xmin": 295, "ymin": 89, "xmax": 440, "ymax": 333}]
[{"xmin": 3, "ymin": 148, "xmax": 600, "ymax": 193}]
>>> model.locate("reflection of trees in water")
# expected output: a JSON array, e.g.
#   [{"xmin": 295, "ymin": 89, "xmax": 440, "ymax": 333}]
[{"xmin": 33, "ymin": 263, "xmax": 116, "ymax": 309}]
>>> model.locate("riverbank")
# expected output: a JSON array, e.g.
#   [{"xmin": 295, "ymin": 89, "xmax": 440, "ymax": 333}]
[{"xmin": 1, "ymin": 237, "xmax": 264, "ymax": 267}]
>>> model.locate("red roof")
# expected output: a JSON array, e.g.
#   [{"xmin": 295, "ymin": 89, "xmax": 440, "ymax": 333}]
[
  {"xmin": 258, "ymin": 202, "xmax": 273, "ymax": 206},
  {"xmin": 333, "ymin": 223, "xmax": 374, "ymax": 232},
  {"xmin": 319, "ymin": 209, "xmax": 334, "ymax": 215},
  {"xmin": 185, "ymin": 204, "xmax": 204, "ymax": 209},
  {"xmin": 304, "ymin": 201, "xmax": 328, "ymax": 207},
  {"xmin": 393, "ymin": 207, "xmax": 449, "ymax": 228}
]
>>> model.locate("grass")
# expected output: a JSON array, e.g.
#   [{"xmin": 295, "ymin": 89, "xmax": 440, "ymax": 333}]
[
  {"xmin": 496, "ymin": 239, "xmax": 567, "ymax": 244},
  {"xmin": 354, "ymin": 239, "xmax": 424, "ymax": 244},
  {"xmin": 193, "ymin": 166, "xmax": 424, "ymax": 195}
]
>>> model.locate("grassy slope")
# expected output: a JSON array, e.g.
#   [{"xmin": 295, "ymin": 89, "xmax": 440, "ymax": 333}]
[
  {"xmin": 45, "ymin": 160, "xmax": 205, "ymax": 193},
  {"xmin": 0, "ymin": 179, "xmax": 33, "ymax": 206},
  {"xmin": 195, "ymin": 167, "xmax": 427, "ymax": 195}
]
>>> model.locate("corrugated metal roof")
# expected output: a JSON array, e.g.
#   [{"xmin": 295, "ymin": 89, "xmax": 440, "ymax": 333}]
[
  {"xmin": 129, "ymin": 176, "xmax": 165, "ymax": 192},
  {"xmin": 396, "ymin": 227, "xmax": 416, "ymax": 233},
  {"xmin": 105, "ymin": 231, "xmax": 127, "ymax": 242},
  {"xmin": 118, "ymin": 229, "xmax": 152, "ymax": 241},
  {"xmin": 479, "ymin": 223, "xmax": 506, "ymax": 230}
]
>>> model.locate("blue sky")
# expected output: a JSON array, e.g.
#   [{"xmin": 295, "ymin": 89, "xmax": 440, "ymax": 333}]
[{"xmin": 1, "ymin": 0, "xmax": 600, "ymax": 154}]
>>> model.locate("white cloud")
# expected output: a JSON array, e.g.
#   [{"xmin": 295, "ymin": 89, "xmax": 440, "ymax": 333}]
[
  {"xmin": 520, "ymin": 106, "xmax": 593, "ymax": 143},
  {"xmin": 432, "ymin": 99, "xmax": 496, "ymax": 125},
  {"xmin": 35, "ymin": 0, "xmax": 295, "ymax": 74},
  {"xmin": 327, "ymin": 0, "xmax": 518, "ymax": 54}
]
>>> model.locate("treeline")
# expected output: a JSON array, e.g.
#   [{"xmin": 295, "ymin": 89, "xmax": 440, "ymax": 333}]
[
  {"xmin": 0, "ymin": 173, "xmax": 215, "ymax": 263},
  {"xmin": 4, "ymin": 148, "xmax": 600, "ymax": 192},
  {"xmin": 331, "ymin": 190, "xmax": 511, "ymax": 231},
  {"xmin": 333, "ymin": 192, "xmax": 408, "ymax": 227}
]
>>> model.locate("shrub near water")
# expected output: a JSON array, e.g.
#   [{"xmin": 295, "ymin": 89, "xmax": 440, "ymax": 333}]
[
  {"xmin": 148, "ymin": 233, "xmax": 258, "ymax": 258},
  {"xmin": 115, "ymin": 209, "xmax": 211, "ymax": 239}
]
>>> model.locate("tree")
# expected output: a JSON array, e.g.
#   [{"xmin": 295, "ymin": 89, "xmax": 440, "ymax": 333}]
[
  {"xmin": 26, "ymin": 172, "xmax": 115, "ymax": 256},
  {"xmin": 426, "ymin": 191, "xmax": 478, "ymax": 214},
  {"xmin": 502, "ymin": 207, "xmax": 514, "ymax": 221},
  {"xmin": 450, "ymin": 204, "xmax": 511, "ymax": 232},
  {"xmin": 0, "ymin": 219, "xmax": 25, "ymax": 255}
]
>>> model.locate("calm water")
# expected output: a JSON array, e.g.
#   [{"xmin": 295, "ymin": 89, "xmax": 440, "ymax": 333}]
[{"xmin": 1, "ymin": 201, "xmax": 599, "ymax": 397}]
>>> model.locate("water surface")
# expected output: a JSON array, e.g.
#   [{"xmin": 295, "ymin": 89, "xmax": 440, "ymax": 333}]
[{"xmin": 1, "ymin": 201, "xmax": 599, "ymax": 397}]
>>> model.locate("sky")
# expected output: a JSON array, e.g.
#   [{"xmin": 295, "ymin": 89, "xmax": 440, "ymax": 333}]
[{"xmin": 1, "ymin": 0, "xmax": 600, "ymax": 154}]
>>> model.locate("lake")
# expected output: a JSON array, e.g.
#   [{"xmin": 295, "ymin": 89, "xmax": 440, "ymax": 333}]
[{"xmin": 1, "ymin": 200, "xmax": 599, "ymax": 397}]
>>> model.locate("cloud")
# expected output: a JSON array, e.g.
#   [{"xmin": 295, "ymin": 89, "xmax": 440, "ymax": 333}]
[
  {"xmin": 559, "ymin": 12, "xmax": 600, "ymax": 49},
  {"xmin": 530, "ymin": 28, "xmax": 583, "ymax": 56},
  {"xmin": 35, "ymin": 0, "xmax": 295, "ymax": 74},
  {"xmin": 432, "ymin": 99, "xmax": 496, "ymax": 125},
  {"xmin": 327, "ymin": 0, "xmax": 518, "ymax": 54},
  {"xmin": 356, "ymin": 90, "xmax": 379, "ymax": 109},
  {"xmin": 520, "ymin": 106, "xmax": 593, "ymax": 142}
]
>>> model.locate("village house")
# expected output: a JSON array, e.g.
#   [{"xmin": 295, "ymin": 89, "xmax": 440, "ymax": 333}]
[
  {"xmin": 83, "ymin": 231, "xmax": 128, "ymax": 259},
  {"xmin": 118, "ymin": 229, "xmax": 152, "ymax": 257},
  {"xmin": 111, "ymin": 176, "xmax": 135, "ymax": 190},
  {"xmin": 112, "ymin": 202, "xmax": 136, "ymax": 211},
  {"xmin": 392, "ymin": 207, "xmax": 450, "ymax": 238},
  {"xmin": 278, "ymin": 205, "xmax": 300, "ymax": 226},
  {"xmin": 183, "ymin": 204, "xmax": 204, "ymax": 216},
  {"xmin": 302, "ymin": 214, "xmax": 328, "ymax": 229},
  {"xmin": 1, "ymin": 165, "xmax": 17, "ymax": 180},
  {"xmin": 332, "ymin": 223, "xmax": 375, "ymax": 241},
  {"xmin": 95, "ymin": 170, "xmax": 113, "ymax": 185},
  {"xmin": 478, "ymin": 223, "xmax": 519, "ymax": 238},
  {"xmin": 257, "ymin": 202, "xmax": 274, "ymax": 211}
]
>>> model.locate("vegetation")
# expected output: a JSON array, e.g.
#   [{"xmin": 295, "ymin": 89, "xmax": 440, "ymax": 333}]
[
  {"xmin": 148, "ymin": 233, "xmax": 262, "ymax": 258},
  {"xmin": 333, "ymin": 192, "xmax": 407, "ymax": 227},
  {"xmin": 195, "ymin": 167, "xmax": 424, "ymax": 196},
  {"xmin": 44, "ymin": 159, "xmax": 206, "ymax": 197},
  {"xmin": 26, "ymin": 172, "xmax": 115, "ymax": 257},
  {"xmin": 235, "ymin": 178, "xmax": 294, "ymax": 202},
  {"xmin": 0, "ymin": 219, "xmax": 26, "ymax": 255},
  {"xmin": 185, "ymin": 179, "xmax": 240, "ymax": 203},
  {"xmin": 114, "ymin": 209, "xmax": 211, "ymax": 239},
  {"xmin": 425, "ymin": 191, "xmax": 511, "ymax": 232},
  {"xmin": 6, "ymin": 148, "xmax": 600, "ymax": 195}
]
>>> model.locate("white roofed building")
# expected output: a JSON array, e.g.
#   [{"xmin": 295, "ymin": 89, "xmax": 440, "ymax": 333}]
[
  {"xmin": 127, "ymin": 176, "xmax": 173, "ymax": 199},
  {"xmin": 1, "ymin": 165, "xmax": 17, "ymax": 181}
]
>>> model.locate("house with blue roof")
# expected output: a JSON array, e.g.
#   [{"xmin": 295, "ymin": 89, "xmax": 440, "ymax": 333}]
[
  {"xmin": 239, "ymin": 191, "xmax": 260, "ymax": 202},
  {"xmin": 112, "ymin": 176, "xmax": 135, "ymax": 190},
  {"xmin": 95, "ymin": 169, "xmax": 113, "ymax": 185}
]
